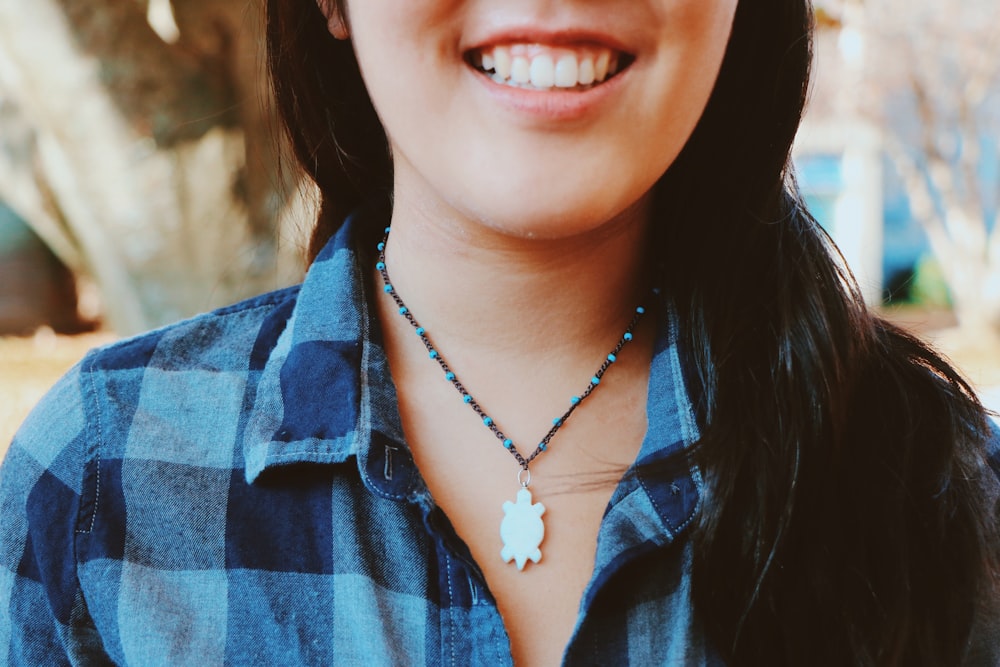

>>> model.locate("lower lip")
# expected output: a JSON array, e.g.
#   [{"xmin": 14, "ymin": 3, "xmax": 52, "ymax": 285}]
[{"xmin": 469, "ymin": 67, "xmax": 628, "ymax": 123}]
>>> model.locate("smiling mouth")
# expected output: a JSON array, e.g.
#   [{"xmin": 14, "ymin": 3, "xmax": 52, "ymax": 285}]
[{"xmin": 466, "ymin": 44, "xmax": 634, "ymax": 92}]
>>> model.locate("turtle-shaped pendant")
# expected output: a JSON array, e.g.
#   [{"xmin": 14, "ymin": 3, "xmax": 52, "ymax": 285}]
[{"xmin": 500, "ymin": 487, "xmax": 546, "ymax": 570}]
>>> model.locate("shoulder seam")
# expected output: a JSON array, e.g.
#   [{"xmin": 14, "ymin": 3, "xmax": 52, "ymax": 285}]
[{"xmin": 76, "ymin": 350, "xmax": 101, "ymax": 537}]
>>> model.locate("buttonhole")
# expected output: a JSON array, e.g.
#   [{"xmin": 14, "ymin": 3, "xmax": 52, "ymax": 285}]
[
  {"xmin": 467, "ymin": 574, "xmax": 479, "ymax": 605},
  {"xmin": 384, "ymin": 444, "xmax": 399, "ymax": 480}
]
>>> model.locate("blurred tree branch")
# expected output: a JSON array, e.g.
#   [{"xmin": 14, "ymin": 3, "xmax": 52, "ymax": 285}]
[
  {"xmin": 54, "ymin": 0, "xmax": 237, "ymax": 146},
  {"xmin": 829, "ymin": 0, "xmax": 1000, "ymax": 333},
  {"xmin": 0, "ymin": 0, "xmax": 305, "ymax": 334}
]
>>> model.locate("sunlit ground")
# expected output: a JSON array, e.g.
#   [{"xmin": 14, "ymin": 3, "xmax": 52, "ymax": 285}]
[
  {"xmin": 2, "ymin": 309, "xmax": 999, "ymax": 461},
  {"xmin": 0, "ymin": 329, "xmax": 116, "ymax": 457}
]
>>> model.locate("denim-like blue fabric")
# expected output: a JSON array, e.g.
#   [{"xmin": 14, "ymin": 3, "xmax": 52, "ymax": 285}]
[
  {"xmin": 6, "ymin": 211, "xmax": 997, "ymax": 665},
  {"xmin": 0, "ymin": 212, "xmax": 721, "ymax": 666}
]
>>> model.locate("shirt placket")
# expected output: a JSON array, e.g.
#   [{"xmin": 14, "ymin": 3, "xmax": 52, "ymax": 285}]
[{"xmin": 360, "ymin": 437, "xmax": 515, "ymax": 665}]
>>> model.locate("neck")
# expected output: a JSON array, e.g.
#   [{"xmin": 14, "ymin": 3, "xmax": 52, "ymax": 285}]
[{"xmin": 377, "ymin": 196, "xmax": 653, "ymax": 368}]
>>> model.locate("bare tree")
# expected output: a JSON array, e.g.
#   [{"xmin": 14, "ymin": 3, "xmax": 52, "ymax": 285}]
[
  {"xmin": 0, "ymin": 0, "xmax": 305, "ymax": 335},
  {"xmin": 828, "ymin": 0, "xmax": 1000, "ymax": 334}
]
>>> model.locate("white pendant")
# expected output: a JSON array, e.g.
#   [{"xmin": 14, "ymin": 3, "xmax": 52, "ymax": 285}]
[{"xmin": 500, "ymin": 487, "xmax": 546, "ymax": 570}]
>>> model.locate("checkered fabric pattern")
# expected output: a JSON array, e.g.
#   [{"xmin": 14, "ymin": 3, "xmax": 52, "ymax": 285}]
[{"xmin": 1, "ymin": 212, "xmax": 718, "ymax": 666}]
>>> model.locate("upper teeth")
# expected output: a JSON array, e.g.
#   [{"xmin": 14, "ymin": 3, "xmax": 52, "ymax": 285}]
[{"xmin": 473, "ymin": 45, "xmax": 621, "ymax": 90}]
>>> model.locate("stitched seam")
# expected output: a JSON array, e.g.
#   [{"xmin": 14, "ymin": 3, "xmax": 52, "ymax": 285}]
[
  {"xmin": 445, "ymin": 552, "xmax": 456, "ymax": 667},
  {"xmin": 358, "ymin": 248, "xmax": 375, "ymax": 487},
  {"xmin": 666, "ymin": 300, "xmax": 701, "ymax": 445},
  {"xmin": 259, "ymin": 449, "xmax": 350, "ymax": 463},
  {"xmin": 637, "ymin": 474, "xmax": 675, "ymax": 541},
  {"xmin": 666, "ymin": 300, "xmax": 702, "ymax": 534},
  {"xmin": 494, "ymin": 626, "xmax": 505, "ymax": 666},
  {"xmin": 673, "ymin": 492, "xmax": 700, "ymax": 534},
  {"xmin": 78, "ymin": 358, "xmax": 102, "ymax": 535},
  {"xmin": 75, "ymin": 301, "xmax": 279, "ymax": 535}
]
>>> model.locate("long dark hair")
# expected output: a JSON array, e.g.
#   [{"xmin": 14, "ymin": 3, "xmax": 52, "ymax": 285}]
[{"xmin": 266, "ymin": 1, "xmax": 999, "ymax": 663}]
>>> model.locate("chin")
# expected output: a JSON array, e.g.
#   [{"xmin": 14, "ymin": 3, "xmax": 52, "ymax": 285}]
[{"xmin": 458, "ymin": 190, "xmax": 651, "ymax": 243}]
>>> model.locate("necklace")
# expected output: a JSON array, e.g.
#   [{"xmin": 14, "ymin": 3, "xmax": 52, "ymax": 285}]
[{"xmin": 375, "ymin": 227, "xmax": 648, "ymax": 571}]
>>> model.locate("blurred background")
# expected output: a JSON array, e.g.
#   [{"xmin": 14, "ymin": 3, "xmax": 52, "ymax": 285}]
[{"xmin": 1, "ymin": 0, "xmax": 999, "ymax": 448}]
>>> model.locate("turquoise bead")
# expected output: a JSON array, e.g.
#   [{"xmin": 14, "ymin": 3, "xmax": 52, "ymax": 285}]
[
  {"xmin": 503, "ymin": 439, "xmax": 514, "ymax": 449},
  {"xmin": 636, "ymin": 306, "xmax": 645, "ymax": 314},
  {"xmin": 592, "ymin": 376, "xmax": 601, "ymax": 385},
  {"xmin": 624, "ymin": 332, "xmax": 633, "ymax": 341},
  {"xmin": 463, "ymin": 395, "xmax": 472, "ymax": 404},
  {"xmin": 607, "ymin": 353, "xmax": 617, "ymax": 363},
  {"xmin": 483, "ymin": 416, "xmax": 493, "ymax": 426},
  {"xmin": 383, "ymin": 284, "xmax": 393, "ymax": 293},
  {"xmin": 571, "ymin": 396, "xmax": 581, "ymax": 405},
  {"xmin": 376, "ymin": 262, "xmax": 386, "ymax": 271},
  {"xmin": 377, "ymin": 242, "xmax": 386, "ymax": 251},
  {"xmin": 429, "ymin": 350, "xmax": 438, "ymax": 359},
  {"xmin": 384, "ymin": 226, "xmax": 391, "ymax": 233},
  {"xmin": 445, "ymin": 372, "xmax": 455, "ymax": 381},
  {"xmin": 539, "ymin": 443, "xmax": 548, "ymax": 452},
  {"xmin": 398, "ymin": 306, "xmax": 408, "ymax": 315},
  {"xmin": 416, "ymin": 327, "xmax": 425, "ymax": 335}
]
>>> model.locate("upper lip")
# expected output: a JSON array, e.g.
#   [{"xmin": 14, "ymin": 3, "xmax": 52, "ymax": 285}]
[{"xmin": 463, "ymin": 25, "xmax": 635, "ymax": 58}]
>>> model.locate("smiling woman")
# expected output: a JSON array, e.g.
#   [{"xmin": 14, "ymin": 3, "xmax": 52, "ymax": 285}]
[{"xmin": 1, "ymin": 0, "xmax": 998, "ymax": 665}]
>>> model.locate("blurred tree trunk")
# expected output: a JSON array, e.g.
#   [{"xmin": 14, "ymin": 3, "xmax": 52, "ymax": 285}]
[{"xmin": 0, "ymin": 0, "xmax": 304, "ymax": 334}]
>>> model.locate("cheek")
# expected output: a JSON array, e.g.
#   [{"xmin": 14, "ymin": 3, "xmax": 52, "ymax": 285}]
[
  {"xmin": 346, "ymin": 0, "xmax": 459, "ymax": 61},
  {"xmin": 640, "ymin": 1, "xmax": 737, "ymax": 153},
  {"xmin": 347, "ymin": 4, "xmax": 463, "ymax": 140}
]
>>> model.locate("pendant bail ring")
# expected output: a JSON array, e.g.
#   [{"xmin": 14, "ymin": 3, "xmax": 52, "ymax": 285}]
[{"xmin": 517, "ymin": 468, "xmax": 531, "ymax": 488}]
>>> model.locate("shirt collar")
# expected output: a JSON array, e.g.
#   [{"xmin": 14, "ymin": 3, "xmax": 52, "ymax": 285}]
[{"xmin": 242, "ymin": 209, "xmax": 409, "ymax": 487}]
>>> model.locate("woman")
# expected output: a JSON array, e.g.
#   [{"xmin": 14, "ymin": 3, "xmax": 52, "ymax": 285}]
[{"xmin": 2, "ymin": 0, "xmax": 997, "ymax": 664}]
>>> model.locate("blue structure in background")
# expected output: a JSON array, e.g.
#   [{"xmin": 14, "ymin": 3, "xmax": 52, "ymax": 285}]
[
  {"xmin": 795, "ymin": 153, "xmax": 840, "ymax": 234},
  {"xmin": 796, "ymin": 154, "xmax": 930, "ymax": 304},
  {"xmin": 880, "ymin": 159, "xmax": 931, "ymax": 302}
]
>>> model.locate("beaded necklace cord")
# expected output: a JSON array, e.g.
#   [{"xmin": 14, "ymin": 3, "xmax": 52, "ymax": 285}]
[{"xmin": 375, "ymin": 226, "xmax": 650, "ymax": 570}]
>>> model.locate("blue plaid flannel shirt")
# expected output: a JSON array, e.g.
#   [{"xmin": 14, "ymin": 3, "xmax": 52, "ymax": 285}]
[{"xmin": 0, "ymin": 213, "xmax": 719, "ymax": 665}]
